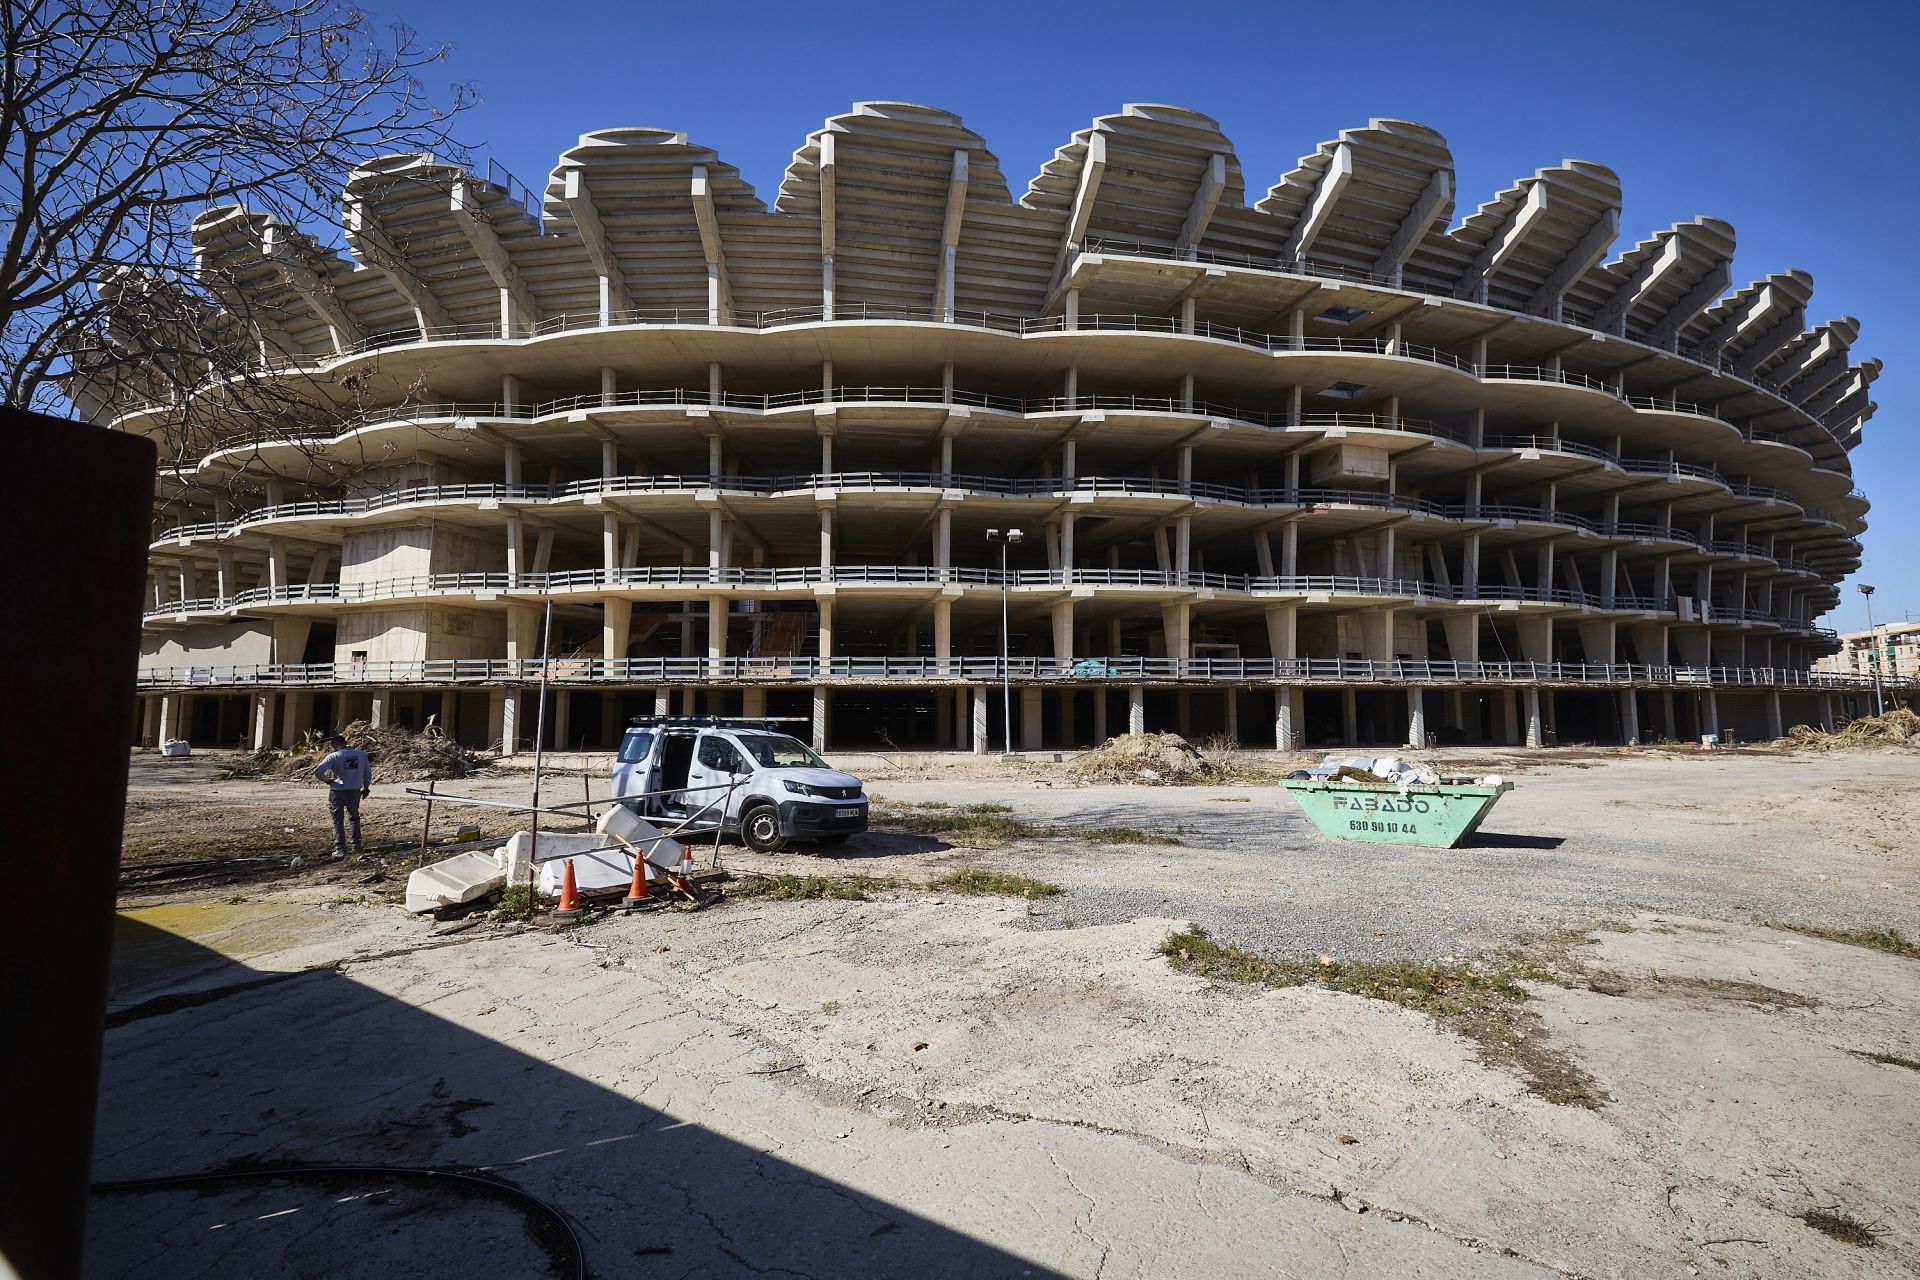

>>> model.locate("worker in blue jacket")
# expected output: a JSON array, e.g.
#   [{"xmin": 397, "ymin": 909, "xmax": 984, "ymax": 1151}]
[{"xmin": 312, "ymin": 734, "xmax": 372, "ymax": 856}]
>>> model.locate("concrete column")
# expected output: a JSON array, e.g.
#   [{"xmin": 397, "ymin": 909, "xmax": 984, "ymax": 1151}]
[
  {"xmin": 1620, "ymin": 689, "xmax": 1640, "ymax": 745},
  {"xmin": 1128, "ymin": 685, "xmax": 1145, "ymax": 735},
  {"xmin": 652, "ymin": 687, "xmax": 671, "ymax": 718},
  {"xmin": 1161, "ymin": 603, "xmax": 1191, "ymax": 662},
  {"xmin": 1524, "ymin": 687, "xmax": 1543, "ymax": 748},
  {"xmin": 817, "ymin": 598, "xmax": 835, "ymax": 659},
  {"xmin": 811, "ymin": 687, "xmax": 829, "ymax": 752},
  {"xmin": 141, "ymin": 696, "xmax": 161, "ymax": 746},
  {"xmin": 1662, "ymin": 690, "xmax": 1678, "ymax": 740},
  {"xmin": 707, "ymin": 596, "xmax": 728, "ymax": 666},
  {"xmin": 1442, "ymin": 614, "xmax": 1479, "ymax": 666},
  {"xmin": 1274, "ymin": 686, "xmax": 1301, "ymax": 751},
  {"xmin": 1766, "ymin": 690, "xmax": 1783, "ymax": 740},
  {"xmin": 1818, "ymin": 695, "xmax": 1834, "ymax": 731},
  {"xmin": 279, "ymin": 692, "xmax": 311, "ymax": 748},
  {"xmin": 553, "ymin": 692, "xmax": 572, "ymax": 751},
  {"xmin": 1500, "ymin": 690, "xmax": 1519, "ymax": 745},
  {"xmin": 506, "ymin": 605, "xmax": 543, "ymax": 662},
  {"xmin": 604, "ymin": 599, "xmax": 631, "ymax": 670},
  {"xmin": 1517, "ymin": 616, "xmax": 1553, "ymax": 665},
  {"xmin": 1263, "ymin": 603, "xmax": 1298, "ymax": 663},
  {"xmin": 953, "ymin": 688, "xmax": 969, "ymax": 751},
  {"xmin": 1407, "ymin": 686, "xmax": 1426, "ymax": 749},
  {"xmin": 1020, "ymin": 687, "xmax": 1044, "ymax": 752},
  {"xmin": 1342, "ymin": 688, "xmax": 1358, "ymax": 746},
  {"xmin": 491, "ymin": 690, "xmax": 518, "ymax": 753},
  {"xmin": 1224, "ymin": 689, "xmax": 1238, "ymax": 746},
  {"xmin": 599, "ymin": 687, "xmax": 622, "ymax": 744},
  {"xmin": 1050, "ymin": 600, "xmax": 1073, "ymax": 666},
  {"xmin": 933, "ymin": 598, "xmax": 953, "ymax": 663},
  {"xmin": 1703, "ymin": 691, "xmax": 1720, "ymax": 739},
  {"xmin": 972, "ymin": 685, "xmax": 990, "ymax": 755},
  {"xmin": 369, "ymin": 689, "xmax": 389, "ymax": 729},
  {"xmin": 1092, "ymin": 688, "xmax": 1109, "ymax": 743},
  {"xmin": 251, "ymin": 693, "xmax": 277, "ymax": 750},
  {"xmin": 1282, "ymin": 521, "xmax": 1299, "ymax": 577}
]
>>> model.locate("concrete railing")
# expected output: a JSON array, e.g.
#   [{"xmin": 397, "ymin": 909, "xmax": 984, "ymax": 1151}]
[
  {"xmin": 112, "ymin": 309, "xmax": 1844, "ymax": 474},
  {"xmin": 1079, "ymin": 238, "xmax": 1845, "ymax": 451},
  {"xmin": 133, "ymin": 656, "xmax": 1905, "ymax": 692},
  {"xmin": 151, "ymin": 475, "xmax": 1836, "ymax": 581}
]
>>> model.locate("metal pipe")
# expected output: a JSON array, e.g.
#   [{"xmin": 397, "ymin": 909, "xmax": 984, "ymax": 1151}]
[
  {"xmin": 527, "ymin": 600, "xmax": 555, "ymax": 892},
  {"xmin": 1000, "ymin": 536, "xmax": 1012, "ymax": 753}
]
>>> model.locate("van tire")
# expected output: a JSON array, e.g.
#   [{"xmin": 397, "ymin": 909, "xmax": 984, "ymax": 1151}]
[{"xmin": 742, "ymin": 805, "xmax": 787, "ymax": 853}]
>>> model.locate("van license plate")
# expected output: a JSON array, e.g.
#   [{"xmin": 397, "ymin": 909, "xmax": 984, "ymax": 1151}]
[{"xmin": 836, "ymin": 808, "xmax": 858, "ymax": 818}]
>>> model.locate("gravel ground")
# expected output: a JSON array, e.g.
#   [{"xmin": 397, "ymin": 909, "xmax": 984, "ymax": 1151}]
[
  {"xmin": 124, "ymin": 746, "xmax": 1919, "ymax": 962},
  {"xmin": 833, "ymin": 749, "xmax": 1920, "ymax": 961}
]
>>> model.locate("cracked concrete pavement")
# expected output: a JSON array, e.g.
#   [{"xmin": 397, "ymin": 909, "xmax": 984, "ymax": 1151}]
[
  {"xmin": 87, "ymin": 748, "xmax": 1919, "ymax": 1277},
  {"xmin": 88, "ymin": 896, "xmax": 1917, "ymax": 1277}
]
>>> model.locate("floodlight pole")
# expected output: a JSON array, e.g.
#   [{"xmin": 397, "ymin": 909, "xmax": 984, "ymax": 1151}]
[
  {"xmin": 987, "ymin": 528, "xmax": 1023, "ymax": 754},
  {"xmin": 1860, "ymin": 584, "xmax": 1884, "ymax": 716}
]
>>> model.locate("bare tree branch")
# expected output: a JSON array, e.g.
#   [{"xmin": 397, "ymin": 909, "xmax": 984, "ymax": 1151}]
[{"xmin": 0, "ymin": 0, "xmax": 473, "ymax": 506}]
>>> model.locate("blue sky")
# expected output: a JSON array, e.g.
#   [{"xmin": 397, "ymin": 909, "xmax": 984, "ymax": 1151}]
[{"xmin": 387, "ymin": 0, "xmax": 1918, "ymax": 633}]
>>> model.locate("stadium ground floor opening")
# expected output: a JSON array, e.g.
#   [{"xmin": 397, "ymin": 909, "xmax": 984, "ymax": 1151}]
[{"xmin": 132, "ymin": 682, "xmax": 1888, "ymax": 756}]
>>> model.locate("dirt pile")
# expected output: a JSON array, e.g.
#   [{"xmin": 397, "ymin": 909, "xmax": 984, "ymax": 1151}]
[
  {"xmin": 1784, "ymin": 708, "xmax": 1920, "ymax": 751},
  {"xmin": 278, "ymin": 720, "xmax": 487, "ymax": 782},
  {"xmin": 1069, "ymin": 733, "xmax": 1219, "ymax": 785}
]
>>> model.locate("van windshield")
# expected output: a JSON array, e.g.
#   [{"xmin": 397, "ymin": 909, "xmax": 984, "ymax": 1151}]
[{"xmin": 735, "ymin": 734, "xmax": 826, "ymax": 769}]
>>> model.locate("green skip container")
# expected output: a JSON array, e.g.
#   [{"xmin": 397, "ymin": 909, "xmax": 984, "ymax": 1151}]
[{"xmin": 1278, "ymin": 778, "xmax": 1514, "ymax": 848}]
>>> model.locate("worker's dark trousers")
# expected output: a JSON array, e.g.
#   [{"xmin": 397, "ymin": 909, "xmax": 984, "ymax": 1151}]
[{"xmin": 328, "ymin": 789, "xmax": 362, "ymax": 853}]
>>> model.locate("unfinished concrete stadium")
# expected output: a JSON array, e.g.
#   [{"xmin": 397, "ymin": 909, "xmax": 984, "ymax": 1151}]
[{"xmin": 87, "ymin": 102, "xmax": 1899, "ymax": 752}]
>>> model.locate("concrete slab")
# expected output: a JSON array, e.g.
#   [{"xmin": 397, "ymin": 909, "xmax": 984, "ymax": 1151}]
[{"xmin": 403, "ymin": 850, "xmax": 505, "ymax": 913}]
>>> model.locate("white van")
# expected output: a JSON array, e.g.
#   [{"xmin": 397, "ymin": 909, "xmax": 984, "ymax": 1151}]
[{"xmin": 612, "ymin": 717, "xmax": 868, "ymax": 853}]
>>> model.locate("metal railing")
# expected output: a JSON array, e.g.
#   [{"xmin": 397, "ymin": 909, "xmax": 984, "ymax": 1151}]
[
  {"xmin": 134, "ymin": 654, "xmax": 1901, "ymax": 692},
  {"xmin": 141, "ymin": 566, "xmax": 1835, "ymax": 632}
]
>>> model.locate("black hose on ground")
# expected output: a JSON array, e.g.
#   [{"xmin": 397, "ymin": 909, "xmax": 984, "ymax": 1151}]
[{"xmin": 90, "ymin": 1164, "xmax": 586, "ymax": 1280}]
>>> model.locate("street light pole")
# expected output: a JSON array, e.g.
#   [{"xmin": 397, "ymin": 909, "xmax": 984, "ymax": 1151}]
[
  {"xmin": 1859, "ymin": 584, "xmax": 1884, "ymax": 716},
  {"xmin": 986, "ymin": 528, "xmax": 1023, "ymax": 754}
]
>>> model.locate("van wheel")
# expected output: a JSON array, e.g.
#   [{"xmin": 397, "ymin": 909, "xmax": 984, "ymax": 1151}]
[{"xmin": 742, "ymin": 805, "xmax": 787, "ymax": 853}]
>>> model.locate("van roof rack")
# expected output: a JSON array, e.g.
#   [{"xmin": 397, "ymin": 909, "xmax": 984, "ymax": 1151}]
[{"xmin": 624, "ymin": 715, "xmax": 804, "ymax": 729}]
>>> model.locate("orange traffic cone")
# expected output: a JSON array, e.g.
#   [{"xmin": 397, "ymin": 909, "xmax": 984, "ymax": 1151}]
[
  {"xmin": 552, "ymin": 858, "xmax": 584, "ymax": 920},
  {"xmin": 622, "ymin": 848, "xmax": 652, "ymax": 911}
]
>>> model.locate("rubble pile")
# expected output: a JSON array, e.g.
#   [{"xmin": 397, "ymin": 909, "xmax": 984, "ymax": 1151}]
[
  {"xmin": 1069, "ymin": 733, "xmax": 1219, "ymax": 785},
  {"xmin": 1784, "ymin": 708, "xmax": 1920, "ymax": 751},
  {"xmin": 280, "ymin": 720, "xmax": 487, "ymax": 782}
]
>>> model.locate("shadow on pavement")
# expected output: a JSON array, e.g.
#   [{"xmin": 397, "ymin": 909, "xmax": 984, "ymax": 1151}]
[{"xmin": 87, "ymin": 918, "xmax": 1058, "ymax": 1279}]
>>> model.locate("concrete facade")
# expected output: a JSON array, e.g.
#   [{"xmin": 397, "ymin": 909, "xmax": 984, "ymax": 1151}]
[{"xmin": 88, "ymin": 104, "xmax": 1900, "ymax": 750}]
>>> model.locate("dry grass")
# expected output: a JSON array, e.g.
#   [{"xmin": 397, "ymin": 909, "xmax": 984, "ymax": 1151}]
[
  {"xmin": 728, "ymin": 874, "xmax": 897, "ymax": 902},
  {"xmin": 1783, "ymin": 708, "xmax": 1919, "ymax": 750},
  {"xmin": 872, "ymin": 798, "xmax": 1182, "ymax": 847},
  {"xmin": 1159, "ymin": 925, "xmax": 1605, "ymax": 1108},
  {"xmin": 1848, "ymin": 1049, "xmax": 1920, "ymax": 1071},
  {"xmin": 1800, "ymin": 1209, "xmax": 1879, "ymax": 1248},
  {"xmin": 1774, "ymin": 923, "xmax": 1918, "ymax": 959},
  {"xmin": 1076, "ymin": 825, "xmax": 1182, "ymax": 846},
  {"xmin": 928, "ymin": 868, "xmax": 1062, "ymax": 898}
]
